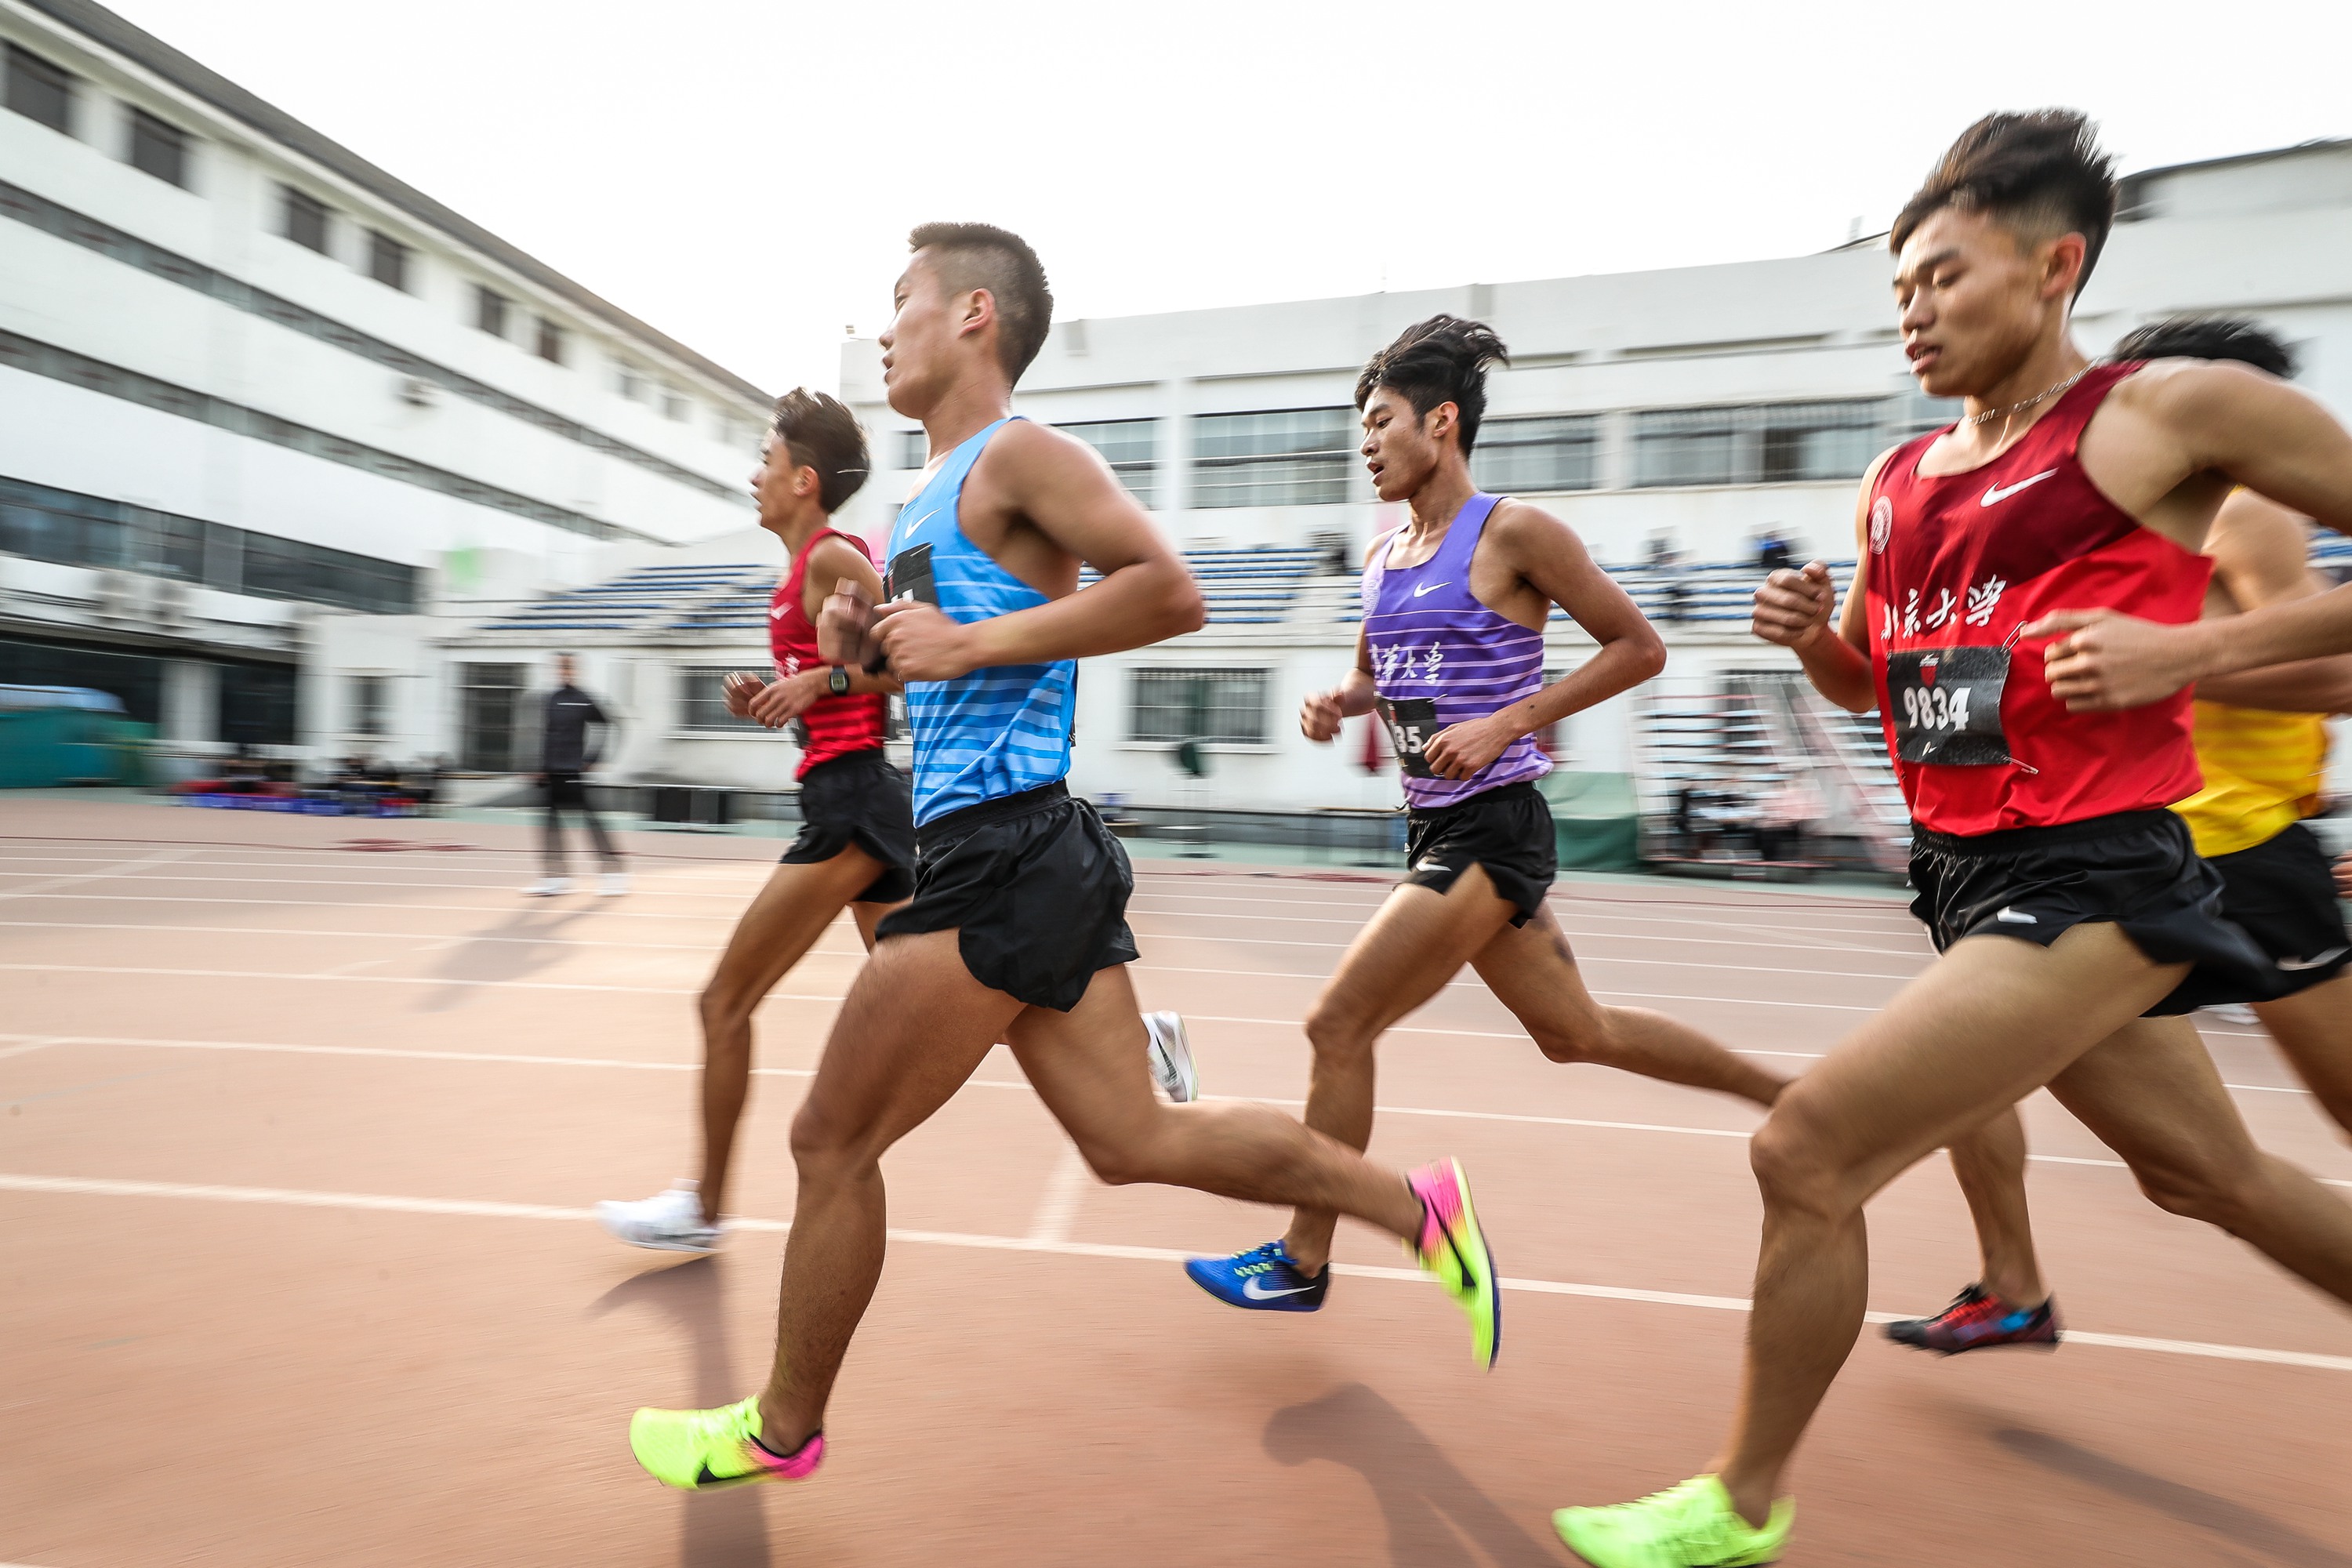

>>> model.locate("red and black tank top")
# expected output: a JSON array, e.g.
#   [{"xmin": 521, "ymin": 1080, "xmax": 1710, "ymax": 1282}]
[
  {"xmin": 769, "ymin": 528, "xmax": 887, "ymax": 779},
  {"xmin": 1863, "ymin": 362, "xmax": 2210, "ymax": 836}
]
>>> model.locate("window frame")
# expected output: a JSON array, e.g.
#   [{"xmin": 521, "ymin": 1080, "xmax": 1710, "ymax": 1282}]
[
  {"xmin": 126, "ymin": 107, "xmax": 189, "ymax": 188},
  {"xmin": 1190, "ymin": 408, "xmax": 1354, "ymax": 510},
  {"xmin": 365, "ymin": 229, "xmax": 410, "ymax": 292},
  {"xmin": 675, "ymin": 666, "xmax": 767, "ymax": 735},
  {"xmin": 457, "ymin": 663, "xmax": 525, "ymax": 772},
  {"xmin": 1631, "ymin": 398, "xmax": 1890, "ymax": 488},
  {"xmin": 279, "ymin": 184, "xmax": 331, "ymax": 254},
  {"xmin": 1059, "ymin": 417, "xmax": 1157, "ymax": 507},
  {"xmin": 348, "ymin": 673, "xmax": 390, "ymax": 738},
  {"xmin": 1127, "ymin": 666, "xmax": 1271, "ymax": 746},
  {"xmin": 4, "ymin": 42, "xmax": 74, "ymax": 135},
  {"xmin": 473, "ymin": 284, "xmax": 510, "ymax": 339},
  {"xmin": 534, "ymin": 315, "xmax": 565, "ymax": 365},
  {"xmin": 1471, "ymin": 414, "xmax": 1602, "ymax": 494}
]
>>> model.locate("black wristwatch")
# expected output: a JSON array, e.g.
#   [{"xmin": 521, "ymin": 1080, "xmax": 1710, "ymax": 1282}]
[{"xmin": 826, "ymin": 666, "xmax": 851, "ymax": 697}]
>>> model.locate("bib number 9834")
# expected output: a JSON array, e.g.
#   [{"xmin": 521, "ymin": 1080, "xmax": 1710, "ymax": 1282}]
[{"xmin": 1886, "ymin": 646, "xmax": 2012, "ymax": 766}]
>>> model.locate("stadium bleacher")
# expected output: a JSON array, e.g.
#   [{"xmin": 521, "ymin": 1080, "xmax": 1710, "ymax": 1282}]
[{"xmin": 478, "ymin": 563, "xmax": 771, "ymax": 636}]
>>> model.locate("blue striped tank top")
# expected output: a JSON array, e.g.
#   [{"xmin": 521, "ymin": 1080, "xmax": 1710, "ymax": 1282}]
[
  {"xmin": 1363, "ymin": 491, "xmax": 1551, "ymax": 809},
  {"xmin": 884, "ymin": 417, "xmax": 1076, "ymax": 824}
]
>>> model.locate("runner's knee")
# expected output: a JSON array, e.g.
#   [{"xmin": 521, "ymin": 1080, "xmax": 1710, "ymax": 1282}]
[
  {"xmin": 1304, "ymin": 1000, "xmax": 1378, "ymax": 1064},
  {"xmin": 788, "ymin": 1100, "xmax": 880, "ymax": 1181},
  {"xmin": 1748, "ymin": 1100, "xmax": 1860, "ymax": 1219},
  {"xmin": 1530, "ymin": 1006, "xmax": 1615, "ymax": 1065},
  {"xmin": 2129, "ymin": 1145, "xmax": 2263, "ymax": 1229},
  {"xmin": 1071, "ymin": 1127, "xmax": 1158, "ymax": 1187}
]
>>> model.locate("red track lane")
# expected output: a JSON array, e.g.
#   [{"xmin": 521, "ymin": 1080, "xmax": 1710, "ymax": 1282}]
[{"xmin": 2, "ymin": 798, "xmax": 2350, "ymax": 1566}]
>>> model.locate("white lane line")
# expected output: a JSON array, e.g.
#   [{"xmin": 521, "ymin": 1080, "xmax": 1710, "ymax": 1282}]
[
  {"xmin": 5, "ymin": 1171, "xmax": 2347, "ymax": 1374},
  {"xmin": 13, "ymin": 1035, "xmax": 2331, "ymax": 1175},
  {"xmin": 1027, "ymin": 1142, "xmax": 1093, "ymax": 1244},
  {"xmin": 0, "ymin": 1037, "xmax": 64, "ymax": 1061},
  {"xmin": 0, "ymin": 847, "xmax": 194, "ymax": 902}
]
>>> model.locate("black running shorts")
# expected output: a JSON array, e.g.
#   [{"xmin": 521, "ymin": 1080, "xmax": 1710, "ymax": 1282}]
[
  {"xmin": 875, "ymin": 780, "xmax": 1138, "ymax": 1011},
  {"xmin": 1402, "ymin": 779, "xmax": 1557, "ymax": 927},
  {"xmin": 1907, "ymin": 808, "xmax": 2282, "ymax": 1016},
  {"xmin": 780, "ymin": 749, "xmax": 915, "ymax": 905},
  {"xmin": 2209, "ymin": 821, "xmax": 2352, "ymax": 990}
]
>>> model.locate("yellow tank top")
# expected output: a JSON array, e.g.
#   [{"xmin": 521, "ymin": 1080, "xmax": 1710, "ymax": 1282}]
[{"xmin": 2172, "ymin": 700, "xmax": 2329, "ymax": 858}]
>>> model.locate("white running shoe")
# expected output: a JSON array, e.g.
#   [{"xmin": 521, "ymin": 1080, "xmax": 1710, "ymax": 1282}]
[
  {"xmin": 598, "ymin": 871, "xmax": 631, "ymax": 897},
  {"xmin": 596, "ymin": 1183, "xmax": 722, "ymax": 1254},
  {"xmin": 525, "ymin": 877, "xmax": 573, "ymax": 897},
  {"xmin": 1144, "ymin": 1010, "xmax": 1199, "ymax": 1103}
]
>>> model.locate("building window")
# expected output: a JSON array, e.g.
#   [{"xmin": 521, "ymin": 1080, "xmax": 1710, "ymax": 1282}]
[
  {"xmin": 898, "ymin": 430, "xmax": 927, "ymax": 470},
  {"xmin": 1129, "ymin": 667, "xmax": 1269, "ymax": 745},
  {"xmin": 1760, "ymin": 401, "xmax": 1882, "ymax": 482},
  {"xmin": 662, "ymin": 389, "xmax": 689, "ymax": 422},
  {"xmin": 126, "ymin": 109, "xmax": 188, "ymax": 188},
  {"xmin": 474, "ymin": 285, "xmax": 509, "ymax": 339},
  {"xmin": 1061, "ymin": 418, "xmax": 1157, "ymax": 507},
  {"xmin": 1632, "ymin": 399, "xmax": 1889, "ymax": 488},
  {"xmin": 280, "ymin": 185, "xmax": 331, "ymax": 253},
  {"xmin": 220, "ymin": 661, "xmax": 297, "ymax": 748},
  {"xmin": 1192, "ymin": 408, "xmax": 1352, "ymax": 509},
  {"xmin": 366, "ymin": 230, "xmax": 410, "ymax": 292},
  {"xmin": 615, "ymin": 361, "xmax": 648, "ymax": 401},
  {"xmin": 1889, "ymin": 389, "xmax": 1964, "ymax": 440},
  {"xmin": 459, "ymin": 664, "xmax": 525, "ymax": 771},
  {"xmin": 1472, "ymin": 416, "xmax": 1601, "ymax": 493},
  {"xmin": 677, "ymin": 666, "xmax": 760, "ymax": 731},
  {"xmin": 534, "ymin": 316, "xmax": 564, "ymax": 365},
  {"xmin": 4, "ymin": 42, "xmax": 73, "ymax": 135},
  {"xmin": 349, "ymin": 673, "xmax": 389, "ymax": 737}
]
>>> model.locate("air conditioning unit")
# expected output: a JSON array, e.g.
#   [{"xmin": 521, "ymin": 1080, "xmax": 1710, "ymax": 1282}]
[
  {"xmin": 92, "ymin": 569, "xmax": 135, "ymax": 620},
  {"xmin": 151, "ymin": 576, "xmax": 191, "ymax": 628},
  {"xmin": 397, "ymin": 376, "xmax": 438, "ymax": 408}
]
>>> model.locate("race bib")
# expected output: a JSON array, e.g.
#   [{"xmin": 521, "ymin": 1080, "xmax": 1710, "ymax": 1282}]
[
  {"xmin": 884, "ymin": 541, "xmax": 938, "ymax": 607},
  {"xmin": 1378, "ymin": 696, "xmax": 1438, "ymax": 779},
  {"xmin": 1887, "ymin": 646, "xmax": 2012, "ymax": 766}
]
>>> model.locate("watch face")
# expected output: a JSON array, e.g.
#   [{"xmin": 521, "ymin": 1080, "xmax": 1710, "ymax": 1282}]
[{"xmin": 829, "ymin": 667, "xmax": 851, "ymax": 695}]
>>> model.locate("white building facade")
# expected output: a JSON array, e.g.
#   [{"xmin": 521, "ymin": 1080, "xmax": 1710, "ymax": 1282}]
[{"xmin": 0, "ymin": 0, "xmax": 771, "ymax": 775}]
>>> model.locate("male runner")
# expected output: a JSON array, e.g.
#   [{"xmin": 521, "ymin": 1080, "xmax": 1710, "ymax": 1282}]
[
  {"xmin": 596, "ymin": 390, "xmax": 1199, "ymax": 1254},
  {"xmin": 1889, "ymin": 316, "xmax": 2352, "ymax": 1353},
  {"xmin": 526, "ymin": 653, "xmax": 626, "ymax": 896},
  {"xmin": 1555, "ymin": 111, "xmax": 2352, "ymax": 1566},
  {"xmin": 625, "ymin": 223, "xmax": 1501, "ymax": 1491},
  {"xmin": 1185, "ymin": 315, "xmax": 1785, "ymax": 1312}
]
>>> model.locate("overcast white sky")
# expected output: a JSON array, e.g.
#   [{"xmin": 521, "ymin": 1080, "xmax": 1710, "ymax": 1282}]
[{"xmin": 107, "ymin": 0, "xmax": 2352, "ymax": 397}]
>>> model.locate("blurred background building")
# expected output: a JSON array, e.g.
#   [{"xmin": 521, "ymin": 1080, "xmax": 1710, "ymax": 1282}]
[{"xmin": 5, "ymin": 0, "xmax": 2347, "ymax": 863}]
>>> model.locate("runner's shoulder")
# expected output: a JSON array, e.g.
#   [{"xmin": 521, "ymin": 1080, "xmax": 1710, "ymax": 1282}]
[
  {"xmin": 2107, "ymin": 355, "xmax": 2285, "ymax": 427},
  {"xmin": 1480, "ymin": 494, "xmax": 1586, "ymax": 554}
]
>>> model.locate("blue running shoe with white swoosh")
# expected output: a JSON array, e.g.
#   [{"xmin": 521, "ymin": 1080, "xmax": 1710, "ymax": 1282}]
[{"xmin": 1184, "ymin": 1239, "xmax": 1329, "ymax": 1312}]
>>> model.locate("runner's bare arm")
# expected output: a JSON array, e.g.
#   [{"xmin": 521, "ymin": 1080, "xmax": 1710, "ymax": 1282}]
[
  {"xmin": 871, "ymin": 422, "xmax": 1202, "ymax": 681},
  {"xmin": 1302, "ymin": 625, "xmax": 1376, "ymax": 742},
  {"xmin": 1422, "ymin": 501, "xmax": 1664, "ymax": 777},
  {"xmin": 1752, "ymin": 452, "xmax": 1888, "ymax": 713},
  {"xmin": 2034, "ymin": 363, "xmax": 2352, "ymax": 708},
  {"xmin": 2190, "ymin": 488, "xmax": 2352, "ymax": 712}
]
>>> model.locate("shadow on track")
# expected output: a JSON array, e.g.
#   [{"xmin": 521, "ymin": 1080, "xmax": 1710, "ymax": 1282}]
[
  {"xmin": 1265, "ymin": 1383, "xmax": 1552, "ymax": 1566},
  {"xmin": 593, "ymin": 1258, "xmax": 771, "ymax": 1568},
  {"xmin": 1995, "ymin": 1426, "xmax": 2351, "ymax": 1566},
  {"xmin": 417, "ymin": 906, "xmax": 595, "ymax": 1012}
]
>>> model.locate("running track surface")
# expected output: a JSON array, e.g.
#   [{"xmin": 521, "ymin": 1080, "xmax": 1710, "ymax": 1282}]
[{"xmin": 3, "ymin": 799, "xmax": 2349, "ymax": 1568}]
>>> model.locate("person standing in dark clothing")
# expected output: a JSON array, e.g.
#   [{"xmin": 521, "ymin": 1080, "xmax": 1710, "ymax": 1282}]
[{"xmin": 528, "ymin": 652, "xmax": 627, "ymax": 896}]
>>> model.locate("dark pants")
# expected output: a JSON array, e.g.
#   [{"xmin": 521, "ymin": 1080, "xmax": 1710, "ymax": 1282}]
[
  {"xmin": 543, "ymin": 771, "xmax": 620, "ymax": 873},
  {"xmin": 1756, "ymin": 823, "xmax": 1802, "ymax": 862}
]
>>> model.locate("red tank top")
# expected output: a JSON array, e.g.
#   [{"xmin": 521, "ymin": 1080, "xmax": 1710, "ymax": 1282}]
[
  {"xmin": 769, "ymin": 528, "xmax": 887, "ymax": 779},
  {"xmin": 1864, "ymin": 362, "xmax": 2209, "ymax": 835}
]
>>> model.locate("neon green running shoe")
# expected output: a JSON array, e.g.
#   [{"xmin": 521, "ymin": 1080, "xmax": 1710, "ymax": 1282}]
[
  {"xmin": 628, "ymin": 1395, "xmax": 824, "ymax": 1490},
  {"xmin": 1403, "ymin": 1158, "xmax": 1501, "ymax": 1368},
  {"xmin": 1552, "ymin": 1475, "xmax": 1791, "ymax": 1567}
]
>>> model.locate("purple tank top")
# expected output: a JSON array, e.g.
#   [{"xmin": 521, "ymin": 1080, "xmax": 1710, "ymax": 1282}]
[{"xmin": 1362, "ymin": 491, "xmax": 1551, "ymax": 809}]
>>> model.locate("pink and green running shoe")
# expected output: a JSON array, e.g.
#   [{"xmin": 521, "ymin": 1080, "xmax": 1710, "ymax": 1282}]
[
  {"xmin": 629, "ymin": 1396, "xmax": 823, "ymax": 1490},
  {"xmin": 1406, "ymin": 1157, "xmax": 1500, "ymax": 1368}
]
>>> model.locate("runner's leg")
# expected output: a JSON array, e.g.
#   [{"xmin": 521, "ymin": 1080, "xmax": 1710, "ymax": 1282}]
[
  {"xmin": 581, "ymin": 780, "xmax": 622, "ymax": 869},
  {"xmin": 542, "ymin": 773, "xmax": 568, "ymax": 877},
  {"xmin": 1279, "ymin": 868, "xmax": 1520, "ymax": 1272},
  {"xmin": 1940, "ymin": 1106, "xmax": 2049, "ymax": 1307},
  {"xmin": 2047, "ymin": 1013, "xmax": 2352, "ymax": 1302},
  {"xmin": 693, "ymin": 846, "xmax": 889, "ymax": 1224},
  {"xmin": 1469, "ymin": 901, "xmax": 1786, "ymax": 1105},
  {"xmin": 2254, "ymin": 974, "xmax": 2352, "ymax": 1139},
  {"xmin": 758, "ymin": 929, "xmax": 1022, "ymax": 1448},
  {"xmin": 1009, "ymin": 961, "xmax": 1425, "ymax": 1235},
  {"xmin": 1713, "ymin": 923, "xmax": 2184, "ymax": 1526}
]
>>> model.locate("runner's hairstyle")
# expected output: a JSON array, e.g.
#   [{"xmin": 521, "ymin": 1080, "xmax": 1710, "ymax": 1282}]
[
  {"xmin": 1891, "ymin": 110, "xmax": 2118, "ymax": 296},
  {"xmin": 1354, "ymin": 314, "xmax": 1511, "ymax": 456},
  {"xmin": 2110, "ymin": 316, "xmax": 2298, "ymax": 379},
  {"xmin": 908, "ymin": 222, "xmax": 1054, "ymax": 383},
  {"xmin": 769, "ymin": 387, "xmax": 870, "ymax": 513}
]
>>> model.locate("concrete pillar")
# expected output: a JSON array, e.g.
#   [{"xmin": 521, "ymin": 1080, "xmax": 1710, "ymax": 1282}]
[{"xmin": 160, "ymin": 659, "xmax": 218, "ymax": 744}]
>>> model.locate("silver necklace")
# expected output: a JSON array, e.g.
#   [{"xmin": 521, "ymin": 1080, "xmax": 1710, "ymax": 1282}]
[{"xmin": 1962, "ymin": 365, "xmax": 2091, "ymax": 428}]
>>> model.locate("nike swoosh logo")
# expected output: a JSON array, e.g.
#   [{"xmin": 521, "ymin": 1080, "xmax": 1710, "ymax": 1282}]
[
  {"xmin": 2277, "ymin": 947, "xmax": 2347, "ymax": 972},
  {"xmin": 1995, "ymin": 907, "xmax": 2037, "ymax": 924},
  {"xmin": 1241, "ymin": 1276, "xmax": 1316, "ymax": 1300},
  {"xmin": 1411, "ymin": 581, "xmax": 1451, "ymax": 597},
  {"xmin": 1981, "ymin": 470, "xmax": 2059, "ymax": 506},
  {"xmin": 1415, "ymin": 858, "xmax": 1449, "ymax": 872}
]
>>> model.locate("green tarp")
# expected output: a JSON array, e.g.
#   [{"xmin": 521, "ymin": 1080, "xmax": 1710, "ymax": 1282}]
[
  {"xmin": 0, "ymin": 710, "xmax": 152, "ymax": 788},
  {"xmin": 1539, "ymin": 769, "xmax": 1640, "ymax": 871}
]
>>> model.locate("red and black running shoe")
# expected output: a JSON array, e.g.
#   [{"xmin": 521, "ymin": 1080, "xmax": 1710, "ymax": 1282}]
[{"xmin": 1884, "ymin": 1283, "xmax": 2060, "ymax": 1355}]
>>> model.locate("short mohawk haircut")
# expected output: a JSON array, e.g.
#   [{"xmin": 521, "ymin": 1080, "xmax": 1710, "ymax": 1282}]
[
  {"xmin": 2111, "ymin": 316, "xmax": 2297, "ymax": 379},
  {"xmin": 769, "ymin": 388, "xmax": 870, "ymax": 514},
  {"xmin": 1892, "ymin": 110, "xmax": 2118, "ymax": 295},
  {"xmin": 908, "ymin": 222, "xmax": 1054, "ymax": 383},
  {"xmin": 1355, "ymin": 314, "xmax": 1511, "ymax": 456}
]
